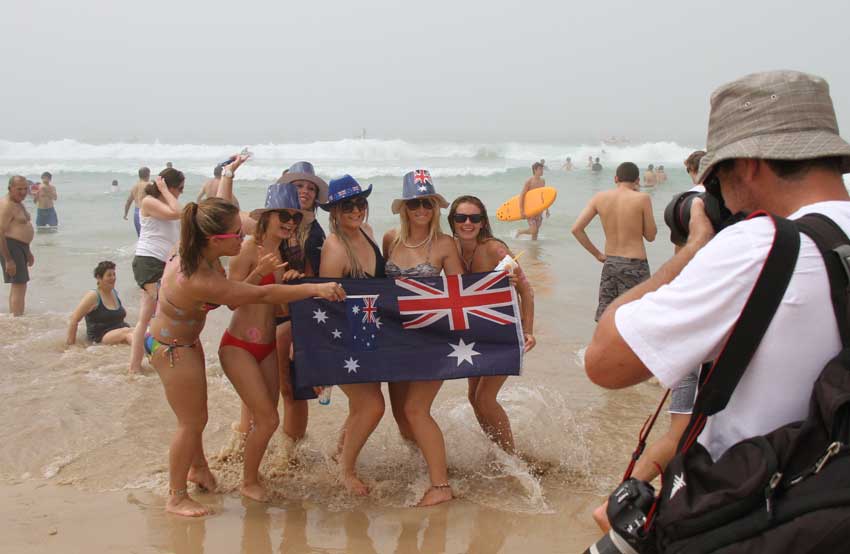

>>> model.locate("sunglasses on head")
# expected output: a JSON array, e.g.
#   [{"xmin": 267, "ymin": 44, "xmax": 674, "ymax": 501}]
[
  {"xmin": 339, "ymin": 196, "xmax": 368, "ymax": 213},
  {"xmin": 453, "ymin": 213, "xmax": 483, "ymax": 224},
  {"xmin": 405, "ymin": 198, "xmax": 434, "ymax": 211},
  {"xmin": 210, "ymin": 227, "xmax": 244, "ymax": 240},
  {"xmin": 277, "ymin": 210, "xmax": 303, "ymax": 224}
]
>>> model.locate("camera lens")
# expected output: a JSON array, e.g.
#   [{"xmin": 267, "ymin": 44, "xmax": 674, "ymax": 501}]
[{"xmin": 663, "ymin": 191, "xmax": 700, "ymax": 247}]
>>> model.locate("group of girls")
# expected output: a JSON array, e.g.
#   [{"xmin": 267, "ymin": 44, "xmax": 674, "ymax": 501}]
[{"xmin": 139, "ymin": 155, "xmax": 535, "ymax": 517}]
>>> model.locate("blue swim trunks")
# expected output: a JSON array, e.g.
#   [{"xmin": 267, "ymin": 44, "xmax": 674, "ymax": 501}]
[{"xmin": 36, "ymin": 207, "xmax": 59, "ymax": 227}]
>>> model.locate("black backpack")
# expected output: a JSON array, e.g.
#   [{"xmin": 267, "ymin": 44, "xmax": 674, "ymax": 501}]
[{"xmin": 648, "ymin": 212, "xmax": 850, "ymax": 554}]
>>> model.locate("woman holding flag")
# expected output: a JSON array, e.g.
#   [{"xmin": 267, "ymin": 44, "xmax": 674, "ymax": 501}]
[
  {"xmin": 318, "ymin": 175, "xmax": 386, "ymax": 496},
  {"xmin": 382, "ymin": 169, "xmax": 464, "ymax": 507},
  {"xmin": 448, "ymin": 195, "xmax": 536, "ymax": 454}
]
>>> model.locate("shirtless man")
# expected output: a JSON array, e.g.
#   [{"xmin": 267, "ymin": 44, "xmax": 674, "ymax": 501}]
[
  {"xmin": 571, "ymin": 161, "xmax": 656, "ymax": 321},
  {"xmin": 561, "ymin": 157, "xmax": 573, "ymax": 171},
  {"xmin": 656, "ymin": 165, "xmax": 668, "ymax": 184},
  {"xmin": 34, "ymin": 172, "xmax": 58, "ymax": 229},
  {"xmin": 1, "ymin": 176, "xmax": 36, "ymax": 316},
  {"xmin": 123, "ymin": 167, "xmax": 151, "ymax": 236},
  {"xmin": 196, "ymin": 165, "xmax": 230, "ymax": 204},
  {"xmin": 643, "ymin": 164, "xmax": 658, "ymax": 187},
  {"xmin": 516, "ymin": 160, "xmax": 549, "ymax": 240}
]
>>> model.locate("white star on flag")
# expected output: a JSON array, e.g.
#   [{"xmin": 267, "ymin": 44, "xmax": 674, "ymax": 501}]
[
  {"xmin": 344, "ymin": 357, "xmax": 360, "ymax": 373},
  {"xmin": 352, "ymin": 305, "xmax": 360, "ymax": 314},
  {"xmin": 332, "ymin": 329, "xmax": 342, "ymax": 339},
  {"xmin": 312, "ymin": 309, "xmax": 328, "ymax": 324},
  {"xmin": 447, "ymin": 338, "xmax": 480, "ymax": 367},
  {"xmin": 374, "ymin": 316, "xmax": 382, "ymax": 329}
]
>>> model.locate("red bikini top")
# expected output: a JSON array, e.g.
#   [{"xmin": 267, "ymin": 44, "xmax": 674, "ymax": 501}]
[{"xmin": 259, "ymin": 273, "xmax": 276, "ymax": 286}]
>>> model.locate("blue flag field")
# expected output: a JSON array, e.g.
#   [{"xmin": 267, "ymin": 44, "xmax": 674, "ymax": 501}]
[{"xmin": 290, "ymin": 271, "xmax": 524, "ymax": 387}]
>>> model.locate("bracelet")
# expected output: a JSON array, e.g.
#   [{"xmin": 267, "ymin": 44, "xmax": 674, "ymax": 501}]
[{"xmin": 222, "ymin": 168, "xmax": 234, "ymax": 179}]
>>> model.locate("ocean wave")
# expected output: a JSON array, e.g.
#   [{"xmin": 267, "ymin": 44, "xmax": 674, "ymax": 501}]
[{"xmin": 0, "ymin": 138, "xmax": 700, "ymax": 177}]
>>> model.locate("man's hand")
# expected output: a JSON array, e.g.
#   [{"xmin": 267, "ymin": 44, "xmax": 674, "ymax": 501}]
[
  {"xmin": 26, "ymin": 250, "xmax": 34, "ymax": 267},
  {"xmin": 4, "ymin": 259, "xmax": 16, "ymax": 277},
  {"xmin": 686, "ymin": 198, "xmax": 716, "ymax": 249},
  {"xmin": 595, "ymin": 253, "xmax": 607, "ymax": 263}
]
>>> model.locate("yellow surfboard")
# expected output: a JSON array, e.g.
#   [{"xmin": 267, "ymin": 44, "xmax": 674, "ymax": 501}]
[{"xmin": 496, "ymin": 186, "xmax": 558, "ymax": 222}]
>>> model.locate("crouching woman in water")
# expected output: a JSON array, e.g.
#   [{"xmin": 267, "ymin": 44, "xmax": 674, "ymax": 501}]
[
  {"xmin": 218, "ymin": 183, "xmax": 309, "ymax": 502},
  {"xmin": 449, "ymin": 195, "xmax": 536, "ymax": 454},
  {"xmin": 149, "ymin": 196, "xmax": 345, "ymax": 517}
]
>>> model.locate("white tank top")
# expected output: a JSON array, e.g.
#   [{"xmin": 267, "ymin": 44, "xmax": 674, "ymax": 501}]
[{"xmin": 136, "ymin": 214, "xmax": 180, "ymax": 261}]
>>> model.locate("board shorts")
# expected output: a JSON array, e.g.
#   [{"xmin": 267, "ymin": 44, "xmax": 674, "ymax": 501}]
[
  {"xmin": 132, "ymin": 255, "xmax": 166, "ymax": 289},
  {"xmin": 133, "ymin": 207, "xmax": 141, "ymax": 236},
  {"xmin": 669, "ymin": 370, "xmax": 699, "ymax": 414},
  {"xmin": 1, "ymin": 237, "xmax": 31, "ymax": 284},
  {"xmin": 595, "ymin": 255, "xmax": 650, "ymax": 321},
  {"xmin": 527, "ymin": 214, "xmax": 544, "ymax": 227},
  {"xmin": 36, "ymin": 207, "xmax": 58, "ymax": 227}
]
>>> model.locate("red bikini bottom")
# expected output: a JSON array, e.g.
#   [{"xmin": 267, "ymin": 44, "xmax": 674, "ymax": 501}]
[{"xmin": 219, "ymin": 330, "xmax": 276, "ymax": 363}]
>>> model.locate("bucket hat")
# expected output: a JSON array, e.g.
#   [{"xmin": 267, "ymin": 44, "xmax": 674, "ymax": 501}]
[
  {"xmin": 319, "ymin": 175, "xmax": 372, "ymax": 211},
  {"xmin": 250, "ymin": 183, "xmax": 309, "ymax": 220},
  {"xmin": 277, "ymin": 161, "xmax": 329, "ymax": 204},
  {"xmin": 697, "ymin": 70, "xmax": 850, "ymax": 183},
  {"xmin": 391, "ymin": 169, "xmax": 449, "ymax": 214}
]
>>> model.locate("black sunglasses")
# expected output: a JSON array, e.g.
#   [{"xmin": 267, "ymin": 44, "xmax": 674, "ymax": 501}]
[
  {"xmin": 277, "ymin": 211, "xmax": 303, "ymax": 224},
  {"xmin": 453, "ymin": 213, "xmax": 483, "ymax": 224},
  {"xmin": 339, "ymin": 196, "xmax": 368, "ymax": 213},
  {"xmin": 405, "ymin": 198, "xmax": 434, "ymax": 210}
]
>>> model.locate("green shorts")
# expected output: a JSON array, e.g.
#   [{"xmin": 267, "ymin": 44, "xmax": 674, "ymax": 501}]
[{"xmin": 132, "ymin": 255, "xmax": 165, "ymax": 289}]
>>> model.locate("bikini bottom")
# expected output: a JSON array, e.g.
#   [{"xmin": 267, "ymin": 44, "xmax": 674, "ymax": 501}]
[{"xmin": 219, "ymin": 329, "xmax": 276, "ymax": 363}]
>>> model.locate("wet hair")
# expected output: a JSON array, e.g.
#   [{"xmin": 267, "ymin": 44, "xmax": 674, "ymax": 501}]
[
  {"xmin": 138, "ymin": 166, "xmax": 151, "ymax": 180},
  {"xmin": 111, "ymin": 180, "xmax": 118, "ymax": 186},
  {"xmin": 41, "ymin": 171, "xmax": 52, "ymax": 180},
  {"xmin": 595, "ymin": 157, "xmax": 600, "ymax": 162},
  {"xmin": 166, "ymin": 162, "xmax": 173, "ymax": 169},
  {"xmin": 616, "ymin": 162, "xmax": 640, "ymax": 182},
  {"xmin": 684, "ymin": 150, "xmax": 706, "ymax": 174},
  {"xmin": 144, "ymin": 167, "xmax": 185, "ymax": 198},
  {"xmin": 213, "ymin": 165, "xmax": 223, "ymax": 178},
  {"xmin": 93, "ymin": 260, "xmax": 116, "ymax": 279},
  {"xmin": 448, "ymin": 195, "xmax": 496, "ymax": 243},
  {"xmin": 532, "ymin": 159, "xmax": 545, "ymax": 172},
  {"xmin": 648, "ymin": 164, "xmax": 654, "ymax": 170},
  {"xmin": 391, "ymin": 197, "xmax": 443, "ymax": 253},
  {"xmin": 658, "ymin": 165, "xmax": 665, "ymax": 171},
  {"xmin": 179, "ymin": 198, "xmax": 240, "ymax": 277}
]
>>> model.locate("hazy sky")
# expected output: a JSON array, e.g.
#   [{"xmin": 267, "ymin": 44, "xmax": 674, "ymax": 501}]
[{"xmin": 3, "ymin": 0, "xmax": 849, "ymax": 145}]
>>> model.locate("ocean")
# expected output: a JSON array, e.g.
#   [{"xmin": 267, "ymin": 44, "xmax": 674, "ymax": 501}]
[{"xmin": 1, "ymin": 138, "xmax": 697, "ymax": 552}]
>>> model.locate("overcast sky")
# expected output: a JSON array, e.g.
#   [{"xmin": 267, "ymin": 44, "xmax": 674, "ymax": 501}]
[{"xmin": 2, "ymin": 0, "xmax": 849, "ymax": 145}]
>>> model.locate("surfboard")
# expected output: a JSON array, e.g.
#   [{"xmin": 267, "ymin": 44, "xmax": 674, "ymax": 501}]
[{"xmin": 496, "ymin": 186, "xmax": 558, "ymax": 222}]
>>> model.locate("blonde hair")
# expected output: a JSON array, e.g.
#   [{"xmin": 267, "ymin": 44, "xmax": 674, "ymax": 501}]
[
  {"xmin": 390, "ymin": 197, "xmax": 442, "ymax": 253},
  {"xmin": 329, "ymin": 207, "xmax": 366, "ymax": 278}
]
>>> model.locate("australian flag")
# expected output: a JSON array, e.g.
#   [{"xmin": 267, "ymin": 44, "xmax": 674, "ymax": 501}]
[{"xmin": 290, "ymin": 271, "xmax": 524, "ymax": 387}]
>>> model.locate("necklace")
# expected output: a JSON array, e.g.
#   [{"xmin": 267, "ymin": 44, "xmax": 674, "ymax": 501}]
[
  {"xmin": 460, "ymin": 242, "xmax": 478, "ymax": 271},
  {"xmin": 403, "ymin": 234, "xmax": 432, "ymax": 249}
]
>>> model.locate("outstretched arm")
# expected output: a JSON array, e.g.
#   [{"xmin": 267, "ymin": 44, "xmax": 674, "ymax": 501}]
[
  {"xmin": 67, "ymin": 291, "xmax": 98, "ymax": 345},
  {"xmin": 123, "ymin": 189, "xmax": 134, "ymax": 219},
  {"xmin": 571, "ymin": 198, "xmax": 605, "ymax": 262}
]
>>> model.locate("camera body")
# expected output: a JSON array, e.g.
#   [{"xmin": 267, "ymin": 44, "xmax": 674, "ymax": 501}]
[
  {"xmin": 583, "ymin": 478, "xmax": 656, "ymax": 554},
  {"xmin": 663, "ymin": 177, "xmax": 736, "ymax": 246}
]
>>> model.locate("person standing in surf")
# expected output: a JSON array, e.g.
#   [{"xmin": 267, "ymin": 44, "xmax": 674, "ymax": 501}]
[
  {"xmin": 123, "ymin": 167, "xmax": 151, "ymax": 237},
  {"xmin": 516, "ymin": 160, "xmax": 549, "ymax": 241},
  {"xmin": 34, "ymin": 171, "xmax": 58, "ymax": 230},
  {"xmin": 318, "ymin": 175, "xmax": 386, "ymax": 496},
  {"xmin": 571, "ymin": 161, "xmax": 656, "ymax": 321},
  {"xmin": 383, "ymin": 169, "xmax": 464, "ymax": 506},
  {"xmin": 449, "ymin": 195, "xmax": 536, "ymax": 454},
  {"xmin": 0, "ymin": 176, "xmax": 35, "ymax": 316}
]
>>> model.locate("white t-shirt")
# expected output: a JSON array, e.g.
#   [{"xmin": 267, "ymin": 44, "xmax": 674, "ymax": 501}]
[{"xmin": 616, "ymin": 200, "xmax": 850, "ymax": 461}]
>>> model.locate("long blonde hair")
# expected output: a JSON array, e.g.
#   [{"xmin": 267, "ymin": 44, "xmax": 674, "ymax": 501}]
[
  {"xmin": 329, "ymin": 206, "xmax": 367, "ymax": 278},
  {"xmin": 390, "ymin": 197, "xmax": 442, "ymax": 254}
]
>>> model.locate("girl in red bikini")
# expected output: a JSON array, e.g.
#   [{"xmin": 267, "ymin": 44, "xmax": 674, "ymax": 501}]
[
  {"xmin": 148, "ymin": 156, "xmax": 346, "ymax": 518},
  {"xmin": 218, "ymin": 183, "xmax": 308, "ymax": 502}
]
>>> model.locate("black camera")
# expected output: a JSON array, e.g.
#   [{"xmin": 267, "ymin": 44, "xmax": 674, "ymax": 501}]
[
  {"xmin": 582, "ymin": 478, "xmax": 656, "ymax": 554},
  {"xmin": 663, "ymin": 177, "xmax": 734, "ymax": 246}
]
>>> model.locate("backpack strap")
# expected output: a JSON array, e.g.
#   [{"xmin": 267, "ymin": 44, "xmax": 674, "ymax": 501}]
[
  {"xmin": 679, "ymin": 211, "xmax": 800, "ymax": 452},
  {"xmin": 795, "ymin": 213, "xmax": 850, "ymax": 347}
]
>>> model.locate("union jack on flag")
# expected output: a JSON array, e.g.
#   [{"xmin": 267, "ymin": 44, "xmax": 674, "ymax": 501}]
[
  {"xmin": 360, "ymin": 295, "xmax": 378, "ymax": 324},
  {"xmin": 395, "ymin": 272, "xmax": 516, "ymax": 331},
  {"xmin": 413, "ymin": 169, "xmax": 432, "ymax": 185}
]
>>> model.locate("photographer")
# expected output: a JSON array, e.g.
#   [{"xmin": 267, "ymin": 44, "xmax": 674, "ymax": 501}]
[{"xmin": 585, "ymin": 71, "xmax": 850, "ymax": 549}]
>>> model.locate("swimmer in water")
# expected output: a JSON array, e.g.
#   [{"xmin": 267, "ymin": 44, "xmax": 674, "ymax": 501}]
[{"xmin": 66, "ymin": 260, "xmax": 133, "ymax": 346}]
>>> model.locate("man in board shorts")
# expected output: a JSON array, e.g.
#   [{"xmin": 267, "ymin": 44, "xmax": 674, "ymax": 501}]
[
  {"xmin": 1, "ymin": 176, "xmax": 35, "ymax": 315},
  {"xmin": 34, "ymin": 171, "xmax": 58, "ymax": 229},
  {"xmin": 571, "ymin": 161, "xmax": 657, "ymax": 321}
]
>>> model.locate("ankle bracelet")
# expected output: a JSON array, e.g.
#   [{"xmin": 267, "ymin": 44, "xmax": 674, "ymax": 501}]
[{"xmin": 169, "ymin": 488, "xmax": 188, "ymax": 497}]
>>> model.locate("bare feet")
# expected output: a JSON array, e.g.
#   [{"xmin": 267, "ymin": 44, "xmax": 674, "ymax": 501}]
[
  {"xmin": 592, "ymin": 500, "xmax": 611, "ymax": 532},
  {"xmin": 166, "ymin": 491, "xmax": 211, "ymax": 517},
  {"xmin": 417, "ymin": 484, "xmax": 453, "ymax": 507},
  {"xmin": 240, "ymin": 482, "xmax": 269, "ymax": 502},
  {"xmin": 188, "ymin": 465, "xmax": 217, "ymax": 492},
  {"xmin": 342, "ymin": 473, "xmax": 370, "ymax": 496}
]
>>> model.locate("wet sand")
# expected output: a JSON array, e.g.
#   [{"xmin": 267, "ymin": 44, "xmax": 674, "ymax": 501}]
[{"xmin": 1, "ymin": 481, "xmax": 602, "ymax": 553}]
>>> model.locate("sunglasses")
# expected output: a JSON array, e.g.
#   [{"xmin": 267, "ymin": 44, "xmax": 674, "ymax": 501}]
[
  {"xmin": 210, "ymin": 227, "xmax": 244, "ymax": 240},
  {"xmin": 277, "ymin": 211, "xmax": 304, "ymax": 224},
  {"xmin": 405, "ymin": 198, "xmax": 434, "ymax": 211},
  {"xmin": 339, "ymin": 197, "xmax": 368, "ymax": 213},
  {"xmin": 453, "ymin": 213, "xmax": 483, "ymax": 224}
]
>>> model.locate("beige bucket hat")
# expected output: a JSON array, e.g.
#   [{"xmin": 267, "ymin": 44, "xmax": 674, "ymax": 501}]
[{"xmin": 697, "ymin": 70, "xmax": 850, "ymax": 184}]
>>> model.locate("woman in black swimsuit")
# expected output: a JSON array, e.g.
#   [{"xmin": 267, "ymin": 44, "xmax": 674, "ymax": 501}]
[
  {"xmin": 66, "ymin": 260, "xmax": 132, "ymax": 346},
  {"xmin": 319, "ymin": 175, "xmax": 385, "ymax": 496}
]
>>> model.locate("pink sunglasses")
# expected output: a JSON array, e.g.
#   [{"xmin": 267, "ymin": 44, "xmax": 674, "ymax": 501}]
[{"xmin": 209, "ymin": 228, "xmax": 244, "ymax": 240}]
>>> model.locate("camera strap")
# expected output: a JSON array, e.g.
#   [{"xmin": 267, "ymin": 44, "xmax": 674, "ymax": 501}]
[{"xmin": 678, "ymin": 211, "xmax": 810, "ymax": 453}]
